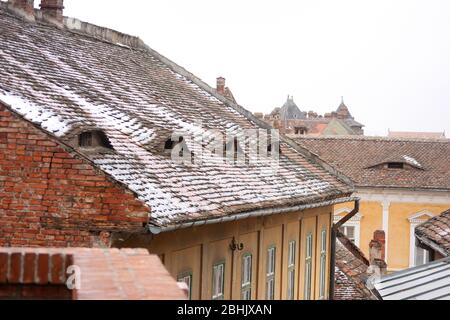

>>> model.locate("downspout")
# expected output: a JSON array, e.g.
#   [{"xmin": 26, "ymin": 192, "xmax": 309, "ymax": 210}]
[{"xmin": 329, "ymin": 199, "xmax": 360, "ymax": 300}]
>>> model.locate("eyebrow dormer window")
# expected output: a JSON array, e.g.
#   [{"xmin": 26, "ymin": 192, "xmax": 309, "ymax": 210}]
[
  {"xmin": 78, "ymin": 130, "xmax": 113, "ymax": 150},
  {"xmin": 387, "ymin": 162, "xmax": 404, "ymax": 169}
]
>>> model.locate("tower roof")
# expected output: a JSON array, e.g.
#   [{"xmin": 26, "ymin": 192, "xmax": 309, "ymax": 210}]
[
  {"xmin": 336, "ymin": 97, "xmax": 353, "ymax": 119},
  {"xmin": 279, "ymin": 95, "xmax": 306, "ymax": 120}
]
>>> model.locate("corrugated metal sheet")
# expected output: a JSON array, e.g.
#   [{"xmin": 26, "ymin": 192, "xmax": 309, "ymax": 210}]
[{"xmin": 374, "ymin": 257, "xmax": 450, "ymax": 300}]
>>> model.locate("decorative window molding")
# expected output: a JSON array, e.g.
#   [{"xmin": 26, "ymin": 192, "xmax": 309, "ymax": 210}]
[
  {"xmin": 408, "ymin": 210, "xmax": 435, "ymax": 268},
  {"xmin": 334, "ymin": 208, "xmax": 362, "ymax": 247}
]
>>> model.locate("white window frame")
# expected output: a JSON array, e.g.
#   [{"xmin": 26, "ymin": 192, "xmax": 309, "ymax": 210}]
[
  {"xmin": 319, "ymin": 229, "xmax": 327, "ymax": 300},
  {"xmin": 408, "ymin": 211, "xmax": 434, "ymax": 268},
  {"xmin": 177, "ymin": 272, "xmax": 193, "ymax": 300},
  {"xmin": 287, "ymin": 240, "xmax": 296, "ymax": 300},
  {"xmin": 334, "ymin": 209, "xmax": 362, "ymax": 247},
  {"xmin": 241, "ymin": 254, "xmax": 252, "ymax": 300},
  {"xmin": 212, "ymin": 262, "xmax": 225, "ymax": 300},
  {"xmin": 304, "ymin": 233, "xmax": 313, "ymax": 300},
  {"xmin": 266, "ymin": 246, "xmax": 276, "ymax": 300}
]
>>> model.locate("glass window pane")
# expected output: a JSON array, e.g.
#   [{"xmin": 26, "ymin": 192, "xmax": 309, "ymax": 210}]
[{"xmin": 213, "ymin": 263, "xmax": 225, "ymax": 300}]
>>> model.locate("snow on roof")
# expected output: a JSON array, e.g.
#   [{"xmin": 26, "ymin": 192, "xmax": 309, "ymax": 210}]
[{"xmin": 0, "ymin": 7, "xmax": 352, "ymax": 228}]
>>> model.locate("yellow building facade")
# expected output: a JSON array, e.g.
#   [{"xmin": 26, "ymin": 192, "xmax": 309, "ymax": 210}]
[
  {"xmin": 122, "ymin": 206, "xmax": 334, "ymax": 300},
  {"xmin": 335, "ymin": 188, "xmax": 450, "ymax": 271}
]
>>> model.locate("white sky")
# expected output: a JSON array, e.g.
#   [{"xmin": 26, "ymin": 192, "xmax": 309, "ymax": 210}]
[{"xmin": 60, "ymin": 0, "xmax": 450, "ymax": 136}]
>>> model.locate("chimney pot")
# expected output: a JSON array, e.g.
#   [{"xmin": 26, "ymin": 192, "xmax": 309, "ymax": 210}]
[
  {"xmin": 40, "ymin": 0, "xmax": 64, "ymax": 23},
  {"xmin": 8, "ymin": 0, "xmax": 35, "ymax": 20},
  {"xmin": 216, "ymin": 77, "xmax": 226, "ymax": 95}
]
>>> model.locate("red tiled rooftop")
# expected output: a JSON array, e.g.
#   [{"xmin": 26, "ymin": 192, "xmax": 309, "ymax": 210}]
[{"xmin": 0, "ymin": 247, "xmax": 187, "ymax": 300}]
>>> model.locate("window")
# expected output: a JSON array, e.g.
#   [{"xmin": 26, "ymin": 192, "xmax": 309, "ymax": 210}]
[
  {"xmin": 319, "ymin": 230, "xmax": 327, "ymax": 299},
  {"xmin": 266, "ymin": 246, "xmax": 276, "ymax": 300},
  {"xmin": 339, "ymin": 225, "xmax": 356, "ymax": 243},
  {"xmin": 241, "ymin": 254, "xmax": 252, "ymax": 300},
  {"xmin": 287, "ymin": 241, "xmax": 296, "ymax": 300},
  {"xmin": 304, "ymin": 234, "xmax": 313, "ymax": 300},
  {"xmin": 408, "ymin": 211, "xmax": 434, "ymax": 267},
  {"xmin": 79, "ymin": 132, "xmax": 93, "ymax": 147},
  {"xmin": 212, "ymin": 263, "xmax": 225, "ymax": 300},
  {"xmin": 414, "ymin": 246, "xmax": 430, "ymax": 266},
  {"xmin": 387, "ymin": 162, "xmax": 404, "ymax": 169},
  {"xmin": 177, "ymin": 272, "xmax": 192, "ymax": 300},
  {"xmin": 334, "ymin": 210, "xmax": 362, "ymax": 247},
  {"xmin": 78, "ymin": 130, "xmax": 113, "ymax": 150},
  {"xmin": 294, "ymin": 127, "xmax": 308, "ymax": 135}
]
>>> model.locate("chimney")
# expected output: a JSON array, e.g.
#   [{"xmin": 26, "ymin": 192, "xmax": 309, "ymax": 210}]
[
  {"xmin": 40, "ymin": 0, "xmax": 64, "ymax": 23},
  {"xmin": 368, "ymin": 230, "xmax": 387, "ymax": 276},
  {"xmin": 8, "ymin": 0, "xmax": 35, "ymax": 21},
  {"xmin": 216, "ymin": 77, "xmax": 226, "ymax": 95}
]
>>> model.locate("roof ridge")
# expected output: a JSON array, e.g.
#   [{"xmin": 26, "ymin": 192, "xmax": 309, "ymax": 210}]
[{"xmin": 296, "ymin": 135, "xmax": 450, "ymax": 143}]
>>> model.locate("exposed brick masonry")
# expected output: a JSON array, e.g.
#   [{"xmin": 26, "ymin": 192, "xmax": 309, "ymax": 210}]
[
  {"xmin": 0, "ymin": 247, "xmax": 187, "ymax": 300},
  {"xmin": 0, "ymin": 103, "xmax": 150, "ymax": 248}
]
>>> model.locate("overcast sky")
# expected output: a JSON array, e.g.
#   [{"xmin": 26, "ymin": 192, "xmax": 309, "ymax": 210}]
[{"xmin": 61, "ymin": 0, "xmax": 450, "ymax": 136}]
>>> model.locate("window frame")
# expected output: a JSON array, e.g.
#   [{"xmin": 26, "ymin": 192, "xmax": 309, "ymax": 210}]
[
  {"xmin": 79, "ymin": 131, "xmax": 93, "ymax": 148},
  {"xmin": 266, "ymin": 246, "xmax": 276, "ymax": 300},
  {"xmin": 319, "ymin": 229, "xmax": 327, "ymax": 300},
  {"xmin": 304, "ymin": 233, "xmax": 313, "ymax": 300},
  {"xmin": 177, "ymin": 271, "xmax": 193, "ymax": 300},
  {"xmin": 287, "ymin": 240, "xmax": 296, "ymax": 300},
  {"xmin": 334, "ymin": 212, "xmax": 362, "ymax": 247},
  {"xmin": 408, "ymin": 212, "xmax": 434, "ymax": 267},
  {"xmin": 241, "ymin": 253, "xmax": 252, "ymax": 300},
  {"xmin": 212, "ymin": 261, "xmax": 225, "ymax": 300}
]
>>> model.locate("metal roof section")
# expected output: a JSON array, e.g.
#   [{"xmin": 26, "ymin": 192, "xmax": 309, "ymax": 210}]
[{"xmin": 374, "ymin": 257, "xmax": 450, "ymax": 300}]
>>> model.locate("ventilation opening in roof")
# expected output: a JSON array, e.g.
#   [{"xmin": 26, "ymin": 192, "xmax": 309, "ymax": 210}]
[
  {"xmin": 165, "ymin": 136, "xmax": 184, "ymax": 151},
  {"xmin": 387, "ymin": 162, "xmax": 404, "ymax": 169},
  {"xmin": 224, "ymin": 137, "xmax": 245, "ymax": 162},
  {"xmin": 78, "ymin": 131, "xmax": 113, "ymax": 150}
]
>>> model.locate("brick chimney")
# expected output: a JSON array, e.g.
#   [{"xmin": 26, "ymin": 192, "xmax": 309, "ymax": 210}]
[
  {"xmin": 8, "ymin": 0, "xmax": 35, "ymax": 21},
  {"xmin": 40, "ymin": 0, "xmax": 64, "ymax": 23},
  {"xmin": 368, "ymin": 230, "xmax": 387, "ymax": 276},
  {"xmin": 216, "ymin": 77, "xmax": 226, "ymax": 95}
]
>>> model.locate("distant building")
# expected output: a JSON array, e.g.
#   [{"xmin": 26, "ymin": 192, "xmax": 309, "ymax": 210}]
[
  {"xmin": 295, "ymin": 136, "xmax": 450, "ymax": 272},
  {"xmin": 256, "ymin": 96, "xmax": 364, "ymax": 136},
  {"xmin": 388, "ymin": 130, "xmax": 446, "ymax": 139}
]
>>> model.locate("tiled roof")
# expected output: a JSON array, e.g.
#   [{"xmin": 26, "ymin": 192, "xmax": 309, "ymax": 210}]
[
  {"xmin": 279, "ymin": 96, "xmax": 306, "ymax": 120},
  {"xmin": 388, "ymin": 131, "xmax": 446, "ymax": 139},
  {"xmin": 335, "ymin": 232, "xmax": 378, "ymax": 300},
  {"xmin": 0, "ymin": 247, "xmax": 187, "ymax": 300},
  {"xmin": 0, "ymin": 6, "xmax": 353, "ymax": 229},
  {"xmin": 416, "ymin": 209, "xmax": 450, "ymax": 256},
  {"xmin": 295, "ymin": 136, "xmax": 450, "ymax": 191}
]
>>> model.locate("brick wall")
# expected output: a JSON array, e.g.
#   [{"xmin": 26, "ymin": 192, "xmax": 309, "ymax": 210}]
[
  {"xmin": 0, "ymin": 247, "xmax": 187, "ymax": 300},
  {"xmin": 0, "ymin": 103, "xmax": 150, "ymax": 248}
]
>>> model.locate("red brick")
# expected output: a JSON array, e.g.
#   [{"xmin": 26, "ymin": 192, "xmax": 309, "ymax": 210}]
[
  {"xmin": 0, "ymin": 253, "xmax": 8, "ymax": 283},
  {"xmin": 50, "ymin": 254, "xmax": 64, "ymax": 284},
  {"xmin": 23, "ymin": 253, "xmax": 36, "ymax": 284},
  {"xmin": 9, "ymin": 253, "xmax": 22, "ymax": 283},
  {"xmin": 37, "ymin": 253, "xmax": 49, "ymax": 284}
]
